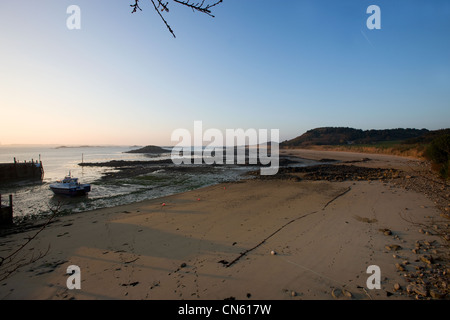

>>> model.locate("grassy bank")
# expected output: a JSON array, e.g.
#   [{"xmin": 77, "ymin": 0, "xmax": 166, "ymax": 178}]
[{"xmin": 289, "ymin": 141, "xmax": 427, "ymax": 159}]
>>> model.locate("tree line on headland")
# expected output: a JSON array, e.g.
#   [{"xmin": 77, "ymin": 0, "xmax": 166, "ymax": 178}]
[{"xmin": 281, "ymin": 127, "xmax": 450, "ymax": 179}]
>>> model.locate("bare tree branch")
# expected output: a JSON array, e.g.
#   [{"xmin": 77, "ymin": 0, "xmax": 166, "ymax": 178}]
[
  {"xmin": 173, "ymin": 0, "xmax": 223, "ymax": 17},
  {"xmin": 149, "ymin": 0, "xmax": 176, "ymax": 38},
  {"xmin": 130, "ymin": 0, "xmax": 224, "ymax": 37}
]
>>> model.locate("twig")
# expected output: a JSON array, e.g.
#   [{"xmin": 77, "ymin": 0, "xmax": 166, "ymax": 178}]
[
  {"xmin": 224, "ymin": 187, "xmax": 352, "ymax": 268},
  {"xmin": 130, "ymin": 0, "xmax": 224, "ymax": 37},
  {"xmin": 130, "ymin": 0, "xmax": 142, "ymax": 13},
  {"xmin": 322, "ymin": 186, "xmax": 352, "ymax": 210},
  {"xmin": 225, "ymin": 211, "xmax": 319, "ymax": 268},
  {"xmin": 173, "ymin": 0, "xmax": 223, "ymax": 17},
  {"xmin": 150, "ymin": 0, "xmax": 176, "ymax": 38},
  {"xmin": 0, "ymin": 202, "xmax": 61, "ymax": 281}
]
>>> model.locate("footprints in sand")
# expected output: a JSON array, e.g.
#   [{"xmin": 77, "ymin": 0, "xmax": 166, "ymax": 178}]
[{"xmin": 165, "ymin": 260, "xmax": 202, "ymax": 299}]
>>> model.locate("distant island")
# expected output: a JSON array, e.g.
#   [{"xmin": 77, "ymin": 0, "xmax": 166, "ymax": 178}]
[
  {"xmin": 55, "ymin": 145, "xmax": 104, "ymax": 149},
  {"xmin": 125, "ymin": 145, "xmax": 170, "ymax": 154}
]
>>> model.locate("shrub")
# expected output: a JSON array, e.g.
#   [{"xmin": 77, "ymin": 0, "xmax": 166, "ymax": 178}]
[{"xmin": 425, "ymin": 134, "xmax": 450, "ymax": 179}]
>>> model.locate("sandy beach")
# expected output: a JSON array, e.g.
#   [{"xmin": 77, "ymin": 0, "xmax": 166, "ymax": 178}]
[{"xmin": 0, "ymin": 149, "xmax": 448, "ymax": 300}]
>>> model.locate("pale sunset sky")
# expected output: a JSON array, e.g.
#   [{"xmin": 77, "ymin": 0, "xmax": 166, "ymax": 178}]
[{"xmin": 0, "ymin": 0, "xmax": 449, "ymax": 146}]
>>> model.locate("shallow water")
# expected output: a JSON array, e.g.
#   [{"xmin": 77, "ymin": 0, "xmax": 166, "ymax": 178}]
[{"xmin": 0, "ymin": 146, "xmax": 264, "ymax": 222}]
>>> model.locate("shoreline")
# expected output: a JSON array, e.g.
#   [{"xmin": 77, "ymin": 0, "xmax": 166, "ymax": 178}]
[{"xmin": 0, "ymin": 149, "xmax": 448, "ymax": 300}]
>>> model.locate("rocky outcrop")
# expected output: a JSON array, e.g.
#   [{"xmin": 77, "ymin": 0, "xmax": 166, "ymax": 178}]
[{"xmin": 125, "ymin": 145, "xmax": 169, "ymax": 154}]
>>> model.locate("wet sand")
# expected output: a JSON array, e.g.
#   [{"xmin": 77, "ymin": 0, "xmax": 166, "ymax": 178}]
[{"xmin": 0, "ymin": 149, "xmax": 448, "ymax": 300}]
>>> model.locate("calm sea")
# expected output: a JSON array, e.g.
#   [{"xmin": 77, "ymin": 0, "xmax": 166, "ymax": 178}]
[{"xmin": 0, "ymin": 145, "xmax": 254, "ymax": 222}]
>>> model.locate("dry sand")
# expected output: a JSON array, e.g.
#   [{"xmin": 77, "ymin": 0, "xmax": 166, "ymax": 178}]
[{"xmin": 0, "ymin": 149, "xmax": 448, "ymax": 300}]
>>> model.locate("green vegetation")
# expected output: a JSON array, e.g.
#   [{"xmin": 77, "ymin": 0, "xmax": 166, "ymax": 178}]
[
  {"xmin": 424, "ymin": 133, "xmax": 450, "ymax": 179},
  {"xmin": 282, "ymin": 127, "xmax": 450, "ymax": 179},
  {"xmin": 281, "ymin": 127, "xmax": 429, "ymax": 148}
]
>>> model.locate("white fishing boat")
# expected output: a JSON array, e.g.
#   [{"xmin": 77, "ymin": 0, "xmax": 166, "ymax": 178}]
[{"xmin": 49, "ymin": 173, "xmax": 91, "ymax": 196}]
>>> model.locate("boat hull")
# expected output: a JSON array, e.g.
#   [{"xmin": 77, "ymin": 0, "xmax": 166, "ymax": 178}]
[{"xmin": 50, "ymin": 184, "xmax": 91, "ymax": 196}]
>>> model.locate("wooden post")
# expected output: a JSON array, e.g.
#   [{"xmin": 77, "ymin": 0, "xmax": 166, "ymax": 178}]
[{"xmin": 0, "ymin": 194, "xmax": 13, "ymax": 225}]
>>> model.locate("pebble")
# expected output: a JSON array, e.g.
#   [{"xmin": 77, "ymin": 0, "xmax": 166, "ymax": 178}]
[
  {"xmin": 386, "ymin": 244, "xmax": 402, "ymax": 251},
  {"xmin": 331, "ymin": 288, "xmax": 342, "ymax": 299},
  {"xmin": 379, "ymin": 228, "xmax": 392, "ymax": 236},
  {"xmin": 420, "ymin": 255, "xmax": 433, "ymax": 265},
  {"xmin": 343, "ymin": 290, "xmax": 353, "ymax": 299},
  {"xmin": 395, "ymin": 263, "xmax": 405, "ymax": 271},
  {"xmin": 331, "ymin": 288, "xmax": 352, "ymax": 299},
  {"xmin": 430, "ymin": 289, "xmax": 446, "ymax": 299},
  {"xmin": 413, "ymin": 285, "xmax": 428, "ymax": 297}
]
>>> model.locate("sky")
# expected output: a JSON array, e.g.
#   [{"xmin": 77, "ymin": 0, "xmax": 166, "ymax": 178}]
[{"xmin": 0, "ymin": 0, "xmax": 449, "ymax": 146}]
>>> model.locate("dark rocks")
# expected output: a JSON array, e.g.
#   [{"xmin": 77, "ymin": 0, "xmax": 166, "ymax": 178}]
[
  {"xmin": 275, "ymin": 164, "xmax": 402, "ymax": 182},
  {"xmin": 125, "ymin": 145, "xmax": 169, "ymax": 154}
]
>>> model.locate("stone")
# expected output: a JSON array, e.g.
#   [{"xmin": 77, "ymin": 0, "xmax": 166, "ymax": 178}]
[
  {"xmin": 343, "ymin": 290, "xmax": 353, "ymax": 299},
  {"xmin": 406, "ymin": 285, "xmax": 414, "ymax": 294},
  {"xmin": 420, "ymin": 255, "xmax": 433, "ymax": 265},
  {"xmin": 379, "ymin": 228, "xmax": 392, "ymax": 235},
  {"xmin": 430, "ymin": 289, "xmax": 446, "ymax": 299},
  {"xmin": 386, "ymin": 244, "xmax": 402, "ymax": 251},
  {"xmin": 331, "ymin": 288, "xmax": 342, "ymax": 299},
  {"xmin": 413, "ymin": 285, "xmax": 428, "ymax": 297},
  {"xmin": 395, "ymin": 263, "xmax": 405, "ymax": 271},
  {"xmin": 393, "ymin": 283, "xmax": 401, "ymax": 291}
]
